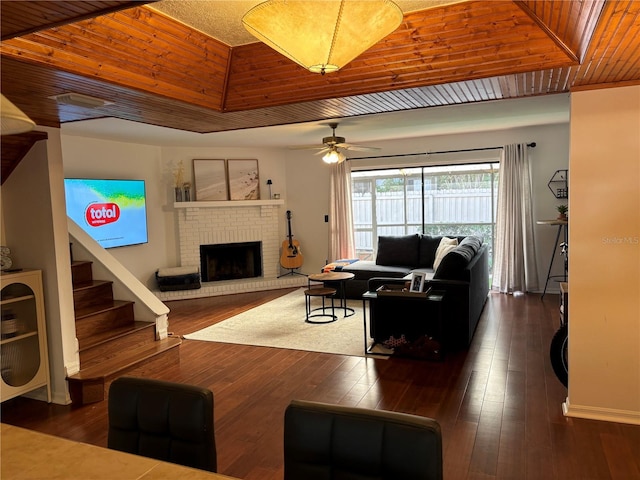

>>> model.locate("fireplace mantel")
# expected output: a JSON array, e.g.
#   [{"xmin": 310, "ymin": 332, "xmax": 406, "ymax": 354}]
[{"xmin": 174, "ymin": 200, "xmax": 284, "ymax": 209}]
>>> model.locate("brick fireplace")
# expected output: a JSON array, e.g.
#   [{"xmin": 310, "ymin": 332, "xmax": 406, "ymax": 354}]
[
  {"xmin": 200, "ymin": 241, "xmax": 262, "ymax": 282},
  {"xmin": 156, "ymin": 201, "xmax": 306, "ymax": 301}
]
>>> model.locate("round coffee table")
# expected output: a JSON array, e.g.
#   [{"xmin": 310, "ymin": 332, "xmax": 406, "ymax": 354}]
[
  {"xmin": 307, "ymin": 271, "xmax": 355, "ymax": 317},
  {"xmin": 304, "ymin": 287, "xmax": 337, "ymax": 324}
]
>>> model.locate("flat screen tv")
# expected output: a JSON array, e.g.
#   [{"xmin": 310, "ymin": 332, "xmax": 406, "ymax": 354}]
[{"xmin": 64, "ymin": 178, "xmax": 148, "ymax": 249}]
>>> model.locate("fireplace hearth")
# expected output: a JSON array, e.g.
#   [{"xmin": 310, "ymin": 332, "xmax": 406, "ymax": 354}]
[{"xmin": 200, "ymin": 242, "xmax": 262, "ymax": 282}]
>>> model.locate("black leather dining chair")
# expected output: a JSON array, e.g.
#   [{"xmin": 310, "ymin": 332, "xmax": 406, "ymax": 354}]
[
  {"xmin": 284, "ymin": 399, "xmax": 443, "ymax": 480},
  {"xmin": 107, "ymin": 376, "xmax": 217, "ymax": 472}
]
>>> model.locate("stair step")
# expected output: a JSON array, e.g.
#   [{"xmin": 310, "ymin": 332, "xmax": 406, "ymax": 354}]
[
  {"xmin": 69, "ymin": 337, "xmax": 182, "ymax": 381},
  {"xmin": 67, "ymin": 337, "xmax": 182, "ymax": 405},
  {"xmin": 74, "ymin": 299, "xmax": 133, "ymax": 321},
  {"xmin": 74, "ymin": 300, "xmax": 135, "ymax": 342},
  {"xmin": 71, "ymin": 261, "xmax": 93, "ymax": 286},
  {"xmin": 73, "ymin": 280, "xmax": 114, "ymax": 311},
  {"xmin": 80, "ymin": 320, "xmax": 155, "ymax": 352},
  {"xmin": 79, "ymin": 321, "xmax": 156, "ymax": 365}
]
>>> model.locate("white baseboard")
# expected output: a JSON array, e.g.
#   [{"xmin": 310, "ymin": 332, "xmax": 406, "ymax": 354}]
[
  {"xmin": 22, "ymin": 385, "xmax": 70, "ymax": 405},
  {"xmin": 563, "ymin": 397, "xmax": 640, "ymax": 426}
]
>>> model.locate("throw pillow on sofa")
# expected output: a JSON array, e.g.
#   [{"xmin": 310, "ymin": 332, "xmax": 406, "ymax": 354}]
[
  {"xmin": 433, "ymin": 237, "xmax": 458, "ymax": 271},
  {"xmin": 417, "ymin": 235, "xmax": 442, "ymax": 268},
  {"xmin": 434, "ymin": 235, "xmax": 483, "ymax": 280},
  {"xmin": 457, "ymin": 235, "xmax": 483, "ymax": 254},
  {"xmin": 376, "ymin": 234, "xmax": 420, "ymax": 266}
]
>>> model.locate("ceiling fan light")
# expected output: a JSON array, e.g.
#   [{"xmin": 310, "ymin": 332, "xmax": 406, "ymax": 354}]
[
  {"xmin": 1, "ymin": 94, "xmax": 35, "ymax": 135},
  {"xmin": 242, "ymin": 0, "xmax": 403, "ymax": 74},
  {"xmin": 323, "ymin": 149, "xmax": 341, "ymax": 164}
]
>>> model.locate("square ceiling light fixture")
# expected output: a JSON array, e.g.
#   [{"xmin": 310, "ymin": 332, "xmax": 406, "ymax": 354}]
[
  {"xmin": 242, "ymin": 0, "xmax": 403, "ymax": 75},
  {"xmin": 50, "ymin": 93, "xmax": 114, "ymax": 109}
]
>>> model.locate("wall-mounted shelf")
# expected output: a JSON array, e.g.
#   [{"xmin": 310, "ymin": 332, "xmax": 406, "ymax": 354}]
[
  {"xmin": 173, "ymin": 199, "xmax": 284, "ymax": 209},
  {"xmin": 548, "ymin": 169, "xmax": 568, "ymax": 199}
]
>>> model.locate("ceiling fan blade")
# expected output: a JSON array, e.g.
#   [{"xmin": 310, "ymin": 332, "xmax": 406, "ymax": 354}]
[
  {"xmin": 288, "ymin": 145, "xmax": 326, "ymax": 150},
  {"xmin": 314, "ymin": 147, "xmax": 331, "ymax": 155},
  {"xmin": 341, "ymin": 144, "xmax": 381, "ymax": 152}
]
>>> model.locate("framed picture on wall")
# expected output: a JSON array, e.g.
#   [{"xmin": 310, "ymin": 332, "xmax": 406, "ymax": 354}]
[
  {"xmin": 227, "ymin": 159, "xmax": 260, "ymax": 200},
  {"xmin": 193, "ymin": 159, "xmax": 228, "ymax": 201}
]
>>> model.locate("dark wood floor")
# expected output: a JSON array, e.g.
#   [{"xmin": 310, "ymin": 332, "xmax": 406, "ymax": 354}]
[{"xmin": 2, "ymin": 289, "xmax": 639, "ymax": 479}]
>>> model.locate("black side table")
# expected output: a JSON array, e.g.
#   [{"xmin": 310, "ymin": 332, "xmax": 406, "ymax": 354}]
[{"xmin": 362, "ymin": 289, "xmax": 445, "ymax": 357}]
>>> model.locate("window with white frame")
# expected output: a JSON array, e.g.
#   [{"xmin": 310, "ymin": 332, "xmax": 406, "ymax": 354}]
[{"xmin": 351, "ymin": 162, "xmax": 499, "ymax": 266}]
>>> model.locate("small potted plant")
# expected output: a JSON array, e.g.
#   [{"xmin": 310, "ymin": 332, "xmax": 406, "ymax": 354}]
[{"xmin": 556, "ymin": 204, "xmax": 568, "ymax": 221}]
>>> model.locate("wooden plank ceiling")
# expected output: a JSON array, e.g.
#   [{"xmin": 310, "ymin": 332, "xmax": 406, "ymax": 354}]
[{"xmin": 0, "ymin": 0, "xmax": 639, "ymax": 137}]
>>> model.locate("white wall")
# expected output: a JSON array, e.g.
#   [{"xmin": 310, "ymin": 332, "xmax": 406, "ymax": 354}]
[
  {"xmin": 566, "ymin": 85, "xmax": 640, "ymax": 424},
  {"xmin": 1, "ymin": 127, "xmax": 76, "ymax": 404},
  {"xmin": 61, "ymin": 138, "xmax": 164, "ymax": 289}
]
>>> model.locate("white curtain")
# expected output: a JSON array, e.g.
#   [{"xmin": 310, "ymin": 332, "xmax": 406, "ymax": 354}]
[
  {"xmin": 493, "ymin": 143, "xmax": 539, "ymax": 293},
  {"xmin": 328, "ymin": 160, "xmax": 356, "ymax": 261}
]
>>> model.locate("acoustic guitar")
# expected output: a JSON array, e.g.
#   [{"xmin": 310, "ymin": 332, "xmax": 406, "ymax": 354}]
[{"xmin": 280, "ymin": 210, "xmax": 304, "ymax": 270}]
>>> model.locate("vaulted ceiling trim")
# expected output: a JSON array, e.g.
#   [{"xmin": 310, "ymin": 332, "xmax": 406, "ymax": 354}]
[
  {"xmin": 1, "ymin": 7, "xmax": 230, "ymax": 111},
  {"xmin": 517, "ymin": 0, "xmax": 606, "ymax": 63}
]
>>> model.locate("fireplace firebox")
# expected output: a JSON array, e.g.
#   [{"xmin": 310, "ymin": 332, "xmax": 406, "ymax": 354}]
[{"xmin": 200, "ymin": 242, "xmax": 262, "ymax": 282}]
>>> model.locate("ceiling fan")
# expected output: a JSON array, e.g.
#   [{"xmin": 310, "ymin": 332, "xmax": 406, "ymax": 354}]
[{"xmin": 291, "ymin": 122, "xmax": 380, "ymax": 164}]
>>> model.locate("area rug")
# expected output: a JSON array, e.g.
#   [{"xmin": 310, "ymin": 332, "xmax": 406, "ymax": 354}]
[{"xmin": 183, "ymin": 288, "xmax": 384, "ymax": 357}]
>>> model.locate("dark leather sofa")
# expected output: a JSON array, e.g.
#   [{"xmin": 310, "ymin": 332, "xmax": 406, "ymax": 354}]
[{"xmin": 344, "ymin": 234, "xmax": 490, "ymax": 349}]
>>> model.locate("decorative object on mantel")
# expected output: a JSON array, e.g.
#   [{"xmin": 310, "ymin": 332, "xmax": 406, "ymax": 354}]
[
  {"xmin": 183, "ymin": 182, "xmax": 191, "ymax": 202},
  {"xmin": 242, "ymin": 0, "xmax": 403, "ymax": 75},
  {"xmin": 556, "ymin": 204, "xmax": 568, "ymax": 221},
  {"xmin": 228, "ymin": 159, "xmax": 260, "ymax": 200},
  {"xmin": 266, "ymin": 179, "xmax": 273, "ymax": 199},
  {"xmin": 172, "ymin": 160, "xmax": 185, "ymax": 202},
  {"xmin": 191, "ymin": 159, "xmax": 260, "ymax": 202},
  {"xmin": 193, "ymin": 159, "xmax": 228, "ymax": 201},
  {"xmin": 548, "ymin": 169, "xmax": 568, "ymax": 199}
]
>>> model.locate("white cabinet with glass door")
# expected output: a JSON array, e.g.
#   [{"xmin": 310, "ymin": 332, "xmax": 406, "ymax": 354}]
[{"xmin": 1, "ymin": 269, "xmax": 51, "ymax": 403}]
